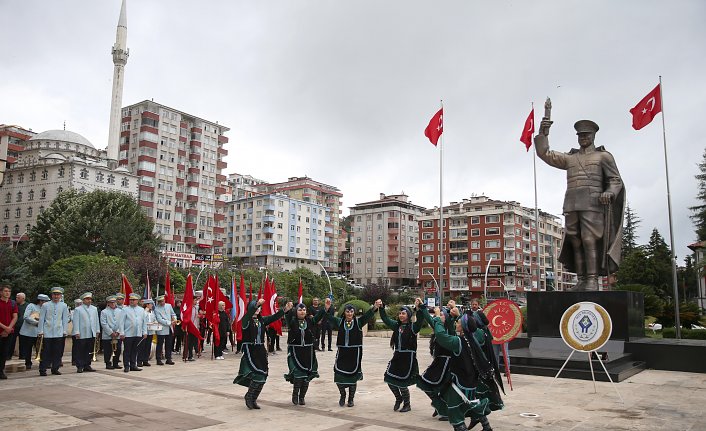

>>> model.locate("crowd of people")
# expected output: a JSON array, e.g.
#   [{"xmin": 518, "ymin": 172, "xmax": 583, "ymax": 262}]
[{"xmin": 0, "ymin": 283, "xmax": 503, "ymax": 431}]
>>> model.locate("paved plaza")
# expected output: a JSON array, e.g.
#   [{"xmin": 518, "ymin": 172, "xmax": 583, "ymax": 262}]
[{"xmin": 1, "ymin": 336, "xmax": 705, "ymax": 431}]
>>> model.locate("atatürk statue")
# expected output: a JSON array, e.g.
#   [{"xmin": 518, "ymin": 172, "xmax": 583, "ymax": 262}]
[{"xmin": 534, "ymin": 99, "xmax": 625, "ymax": 291}]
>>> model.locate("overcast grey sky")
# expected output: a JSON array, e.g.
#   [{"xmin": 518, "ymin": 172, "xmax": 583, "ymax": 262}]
[{"xmin": 1, "ymin": 1, "xmax": 705, "ymax": 261}]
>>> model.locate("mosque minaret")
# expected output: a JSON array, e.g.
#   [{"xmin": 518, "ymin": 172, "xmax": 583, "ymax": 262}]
[{"xmin": 107, "ymin": 0, "xmax": 128, "ymax": 166}]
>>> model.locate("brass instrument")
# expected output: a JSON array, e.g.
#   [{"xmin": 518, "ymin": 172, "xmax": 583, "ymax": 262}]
[
  {"xmin": 35, "ymin": 334, "xmax": 44, "ymax": 361},
  {"xmin": 92, "ymin": 336, "xmax": 100, "ymax": 362},
  {"xmin": 110, "ymin": 335, "xmax": 118, "ymax": 361},
  {"xmin": 29, "ymin": 311, "xmax": 40, "ymax": 320}
]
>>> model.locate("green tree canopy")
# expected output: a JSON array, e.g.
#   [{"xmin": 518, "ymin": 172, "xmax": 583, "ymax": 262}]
[
  {"xmin": 621, "ymin": 204, "xmax": 641, "ymax": 259},
  {"xmin": 25, "ymin": 189, "xmax": 159, "ymax": 273},
  {"xmin": 689, "ymin": 148, "xmax": 706, "ymax": 241},
  {"xmin": 644, "ymin": 228, "xmax": 673, "ymax": 298},
  {"xmin": 43, "ymin": 254, "xmax": 134, "ymax": 306}
]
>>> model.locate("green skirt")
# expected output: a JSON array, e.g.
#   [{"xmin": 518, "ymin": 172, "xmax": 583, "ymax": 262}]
[
  {"xmin": 284, "ymin": 349, "xmax": 320, "ymax": 383},
  {"xmin": 233, "ymin": 356, "xmax": 267, "ymax": 387},
  {"xmin": 334, "ymin": 371, "xmax": 362, "ymax": 385}
]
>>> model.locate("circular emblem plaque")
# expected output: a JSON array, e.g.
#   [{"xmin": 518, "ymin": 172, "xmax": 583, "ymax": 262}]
[
  {"xmin": 559, "ymin": 302, "xmax": 612, "ymax": 352},
  {"xmin": 484, "ymin": 299, "xmax": 523, "ymax": 345}
]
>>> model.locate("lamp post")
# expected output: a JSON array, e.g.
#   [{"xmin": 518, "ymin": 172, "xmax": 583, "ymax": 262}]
[
  {"xmin": 424, "ymin": 269, "xmax": 440, "ymax": 307},
  {"xmin": 484, "ymin": 257, "xmax": 494, "ymax": 301}
]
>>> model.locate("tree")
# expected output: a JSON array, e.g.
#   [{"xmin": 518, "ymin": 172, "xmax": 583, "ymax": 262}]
[
  {"xmin": 25, "ymin": 190, "xmax": 159, "ymax": 273},
  {"xmin": 621, "ymin": 204, "xmax": 641, "ymax": 259},
  {"xmin": 616, "ymin": 248, "xmax": 650, "ymax": 286},
  {"xmin": 644, "ymin": 228, "xmax": 673, "ymax": 299},
  {"xmin": 689, "ymin": 148, "xmax": 706, "ymax": 241},
  {"xmin": 43, "ymin": 254, "xmax": 134, "ymax": 304},
  {"xmin": 0, "ymin": 243, "xmax": 42, "ymax": 298},
  {"xmin": 614, "ymin": 283, "xmax": 664, "ymax": 317}
]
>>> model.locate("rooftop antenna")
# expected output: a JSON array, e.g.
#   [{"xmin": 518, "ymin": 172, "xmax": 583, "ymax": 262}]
[{"xmin": 63, "ymin": 121, "xmax": 66, "ymax": 131}]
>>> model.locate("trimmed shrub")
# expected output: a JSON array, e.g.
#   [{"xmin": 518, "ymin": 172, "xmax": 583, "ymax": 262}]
[{"xmin": 663, "ymin": 327, "xmax": 706, "ymax": 340}]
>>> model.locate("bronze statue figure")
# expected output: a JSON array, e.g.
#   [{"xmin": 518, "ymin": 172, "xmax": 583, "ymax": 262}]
[{"xmin": 534, "ymin": 99, "xmax": 625, "ymax": 291}]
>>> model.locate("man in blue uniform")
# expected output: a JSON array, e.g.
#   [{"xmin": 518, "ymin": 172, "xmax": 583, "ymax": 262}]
[
  {"xmin": 38, "ymin": 287, "xmax": 70, "ymax": 376},
  {"xmin": 119, "ymin": 293, "xmax": 147, "ymax": 372},
  {"xmin": 72, "ymin": 292, "xmax": 100, "ymax": 373},
  {"xmin": 100, "ymin": 296, "xmax": 122, "ymax": 369},
  {"xmin": 154, "ymin": 295, "xmax": 176, "ymax": 365}
]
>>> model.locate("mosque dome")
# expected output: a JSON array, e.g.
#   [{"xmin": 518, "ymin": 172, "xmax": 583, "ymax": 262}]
[{"xmin": 30, "ymin": 130, "xmax": 95, "ymax": 149}]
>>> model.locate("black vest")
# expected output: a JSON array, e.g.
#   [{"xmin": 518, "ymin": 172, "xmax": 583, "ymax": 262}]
[
  {"xmin": 336, "ymin": 318, "xmax": 363, "ymax": 347},
  {"xmin": 448, "ymin": 335, "xmax": 479, "ymax": 390},
  {"xmin": 391, "ymin": 323, "xmax": 417, "ymax": 352}
]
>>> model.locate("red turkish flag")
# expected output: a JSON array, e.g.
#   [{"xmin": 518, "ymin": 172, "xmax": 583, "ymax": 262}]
[
  {"xmin": 424, "ymin": 108, "xmax": 443, "ymax": 146},
  {"xmin": 520, "ymin": 108, "xmax": 535, "ymax": 151},
  {"xmin": 181, "ymin": 274, "xmax": 204, "ymax": 341},
  {"xmin": 630, "ymin": 84, "xmax": 662, "ymax": 130},
  {"xmin": 120, "ymin": 273, "xmax": 133, "ymax": 299},
  {"xmin": 297, "ymin": 278, "xmax": 303, "ymax": 305},
  {"xmin": 269, "ymin": 279, "xmax": 282, "ymax": 336},
  {"xmin": 164, "ymin": 271, "xmax": 175, "ymax": 307}
]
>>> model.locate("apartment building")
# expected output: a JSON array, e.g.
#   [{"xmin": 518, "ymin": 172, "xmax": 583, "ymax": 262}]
[
  {"xmin": 119, "ymin": 100, "xmax": 229, "ymax": 268},
  {"xmin": 227, "ymin": 193, "xmax": 329, "ymax": 273},
  {"xmin": 350, "ymin": 193, "xmax": 425, "ymax": 288},
  {"xmin": 258, "ymin": 176, "xmax": 342, "ymax": 272},
  {"xmin": 417, "ymin": 195, "xmax": 575, "ymax": 300}
]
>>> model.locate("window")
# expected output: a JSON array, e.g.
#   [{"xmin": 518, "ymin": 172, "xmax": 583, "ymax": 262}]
[
  {"xmin": 17, "ymin": 173, "xmax": 24, "ymax": 184},
  {"xmin": 15, "ymin": 208, "xmax": 21, "ymax": 218},
  {"xmin": 470, "ymin": 216, "xmax": 480, "ymax": 224},
  {"xmin": 471, "ymin": 229, "xmax": 480, "ymax": 236},
  {"xmin": 423, "ymin": 243, "xmax": 434, "ymax": 251},
  {"xmin": 80, "ymin": 168, "xmax": 89, "ymax": 179},
  {"xmin": 485, "ymin": 215, "xmax": 500, "ymax": 223},
  {"xmin": 422, "ymin": 232, "xmax": 434, "ymax": 240},
  {"xmin": 121, "ymin": 177, "xmax": 129, "ymax": 187},
  {"xmin": 471, "ymin": 241, "xmax": 480, "ymax": 249},
  {"xmin": 485, "ymin": 240, "xmax": 501, "ymax": 248},
  {"xmin": 3, "ymin": 209, "xmax": 9, "ymax": 219},
  {"xmin": 30, "ymin": 171, "xmax": 36, "ymax": 181},
  {"xmin": 27, "ymin": 190, "xmax": 34, "ymax": 201},
  {"xmin": 471, "ymin": 253, "xmax": 480, "ymax": 261},
  {"xmin": 422, "ymin": 220, "xmax": 433, "ymax": 228},
  {"xmin": 4, "ymin": 193, "xmax": 10, "ymax": 203},
  {"xmin": 96, "ymin": 172, "xmax": 104, "ymax": 183},
  {"xmin": 485, "ymin": 228, "xmax": 500, "ymax": 235},
  {"xmin": 107, "ymin": 175, "xmax": 115, "ymax": 185},
  {"xmin": 41, "ymin": 169, "xmax": 48, "ymax": 180},
  {"xmin": 16, "ymin": 192, "xmax": 22, "ymax": 202},
  {"xmin": 422, "ymin": 256, "xmax": 434, "ymax": 263}
]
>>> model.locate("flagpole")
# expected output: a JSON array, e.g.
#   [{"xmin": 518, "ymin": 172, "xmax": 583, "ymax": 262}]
[
  {"xmin": 438, "ymin": 99, "xmax": 444, "ymax": 306},
  {"xmin": 531, "ymin": 102, "xmax": 540, "ymax": 293},
  {"xmin": 659, "ymin": 75, "xmax": 681, "ymax": 339}
]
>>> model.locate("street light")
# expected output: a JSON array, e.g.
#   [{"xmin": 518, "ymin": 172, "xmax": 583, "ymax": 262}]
[
  {"xmin": 484, "ymin": 258, "xmax": 494, "ymax": 301},
  {"xmin": 424, "ymin": 269, "xmax": 440, "ymax": 307}
]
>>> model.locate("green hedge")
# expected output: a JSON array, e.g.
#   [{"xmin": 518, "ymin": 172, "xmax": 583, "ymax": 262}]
[{"xmin": 662, "ymin": 327, "xmax": 706, "ymax": 340}]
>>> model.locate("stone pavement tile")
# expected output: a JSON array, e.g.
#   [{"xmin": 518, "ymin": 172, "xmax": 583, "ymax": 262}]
[{"xmin": 0, "ymin": 400, "xmax": 90, "ymax": 430}]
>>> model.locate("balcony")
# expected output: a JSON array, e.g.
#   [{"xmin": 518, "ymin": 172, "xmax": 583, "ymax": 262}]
[
  {"xmin": 186, "ymin": 209, "xmax": 197, "ymax": 216},
  {"xmin": 449, "ymin": 260, "xmax": 468, "ymax": 265},
  {"xmin": 214, "ymin": 226, "xmax": 225, "ymax": 234},
  {"xmin": 189, "ymin": 153, "xmax": 201, "ymax": 161},
  {"xmin": 450, "ymin": 273, "xmax": 468, "ymax": 278},
  {"xmin": 263, "ymin": 215, "xmax": 276, "ymax": 223},
  {"xmin": 187, "ymin": 195, "xmax": 198, "ymax": 202},
  {"xmin": 263, "ymin": 226, "xmax": 275, "ymax": 234},
  {"xmin": 185, "ymin": 237, "xmax": 196, "ymax": 244},
  {"xmin": 190, "ymin": 140, "xmax": 201, "ymax": 148},
  {"xmin": 217, "ymin": 160, "xmax": 227, "ymax": 170},
  {"xmin": 185, "ymin": 222, "xmax": 197, "ymax": 230},
  {"xmin": 188, "ymin": 167, "xmax": 200, "ymax": 174}
]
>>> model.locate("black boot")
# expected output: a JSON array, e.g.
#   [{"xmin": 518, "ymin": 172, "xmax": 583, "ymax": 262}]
[
  {"xmin": 399, "ymin": 387, "xmax": 411, "ymax": 412},
  {"xmin": 338, "ymin": 384, "xmax": 346, "ymax": 407},
  {"xmin": 299, "ymin": 380, "xmax": 309, "ymax": 406},
  {"xmin": 347, "ymin": 384, "xmax": 356, "ymax": 407},
  {"xmin": 245, "ymin": 385, "xmax": 255, "ymax": 409},
  {"xmin": 292, "ymin": 379, "xmax": 301, "ymax": 405},
  {"xmin": 389, "ymin": 384, "xmax": 402, "ymax": 411},
  {"xmin": 453, "ymin": 423, "xmax": 468, "ymax": 431},
  {"xmin": 250, "ymin": 382, "xmax": 264, "ymax": 410},
  {"xmin": 479, "ymin": 416, "xmax": 493, "ymax": 431}
]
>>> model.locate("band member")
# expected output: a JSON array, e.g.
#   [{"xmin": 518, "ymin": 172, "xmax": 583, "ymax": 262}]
[
  {"xmin": 214, "ymin": 301, "xmax": 229, "ymax": 360},
  {"xmin": 233, "ymin": 298, "xmax": 291, "ymax": 410},
  {"xmin": 100, "ymin": 296, "xmax": 122, "ymax": 369},
  {"xmin": 138, "ymin": 299, "xmax": 156, "ymax": 367},
  {"xmin": 70, "ymin": 298, "xmax": 81, "ymax": 366},
  {"xmin": 18, "ymin": 294, "xmax": 48, "ymax": 371},
  {"xmin": 322, "ymin": 299, "xmax": 379, "ymax": 408},
  {"xmin": 72, "ymin": 292, "xmax": 100, "ymax": 373},
  {"xmin": 284, "ymin": 302, "xmax": 325, "ymax": 405},
  {"xmin": 38, "ymin": 287, "xmax": 70, "ymax": 376},
  {"xmin": 154, "ymin": 295, "xmax": 176, "ymax": 365},
  {"xmin": 418, "ymin": 300, "xmax": 460, "ymax": 421},
  {"xmin": 118, "ymin": 293, "xmax": 147, "ymax": 372},
  {"xmin": 306, "ymin": 297, "xmax": 322, "ymax": 351},
  {"xmin": 379, "ymin": 299, "xmax": 424, "ymax": 412},
  {"xmin": 115, "ymin": 293, "xmax": 126, "ymax": 309},
  {"xmin": 420, "ymin": 304, "xmax": 502, "ymax": 431},
  {"xmin": 0, "ymin": 285, "xmax": 18, "ymax": 379}
]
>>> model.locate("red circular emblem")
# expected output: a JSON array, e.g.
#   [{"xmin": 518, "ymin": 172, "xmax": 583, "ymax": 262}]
[{"xmin": 483, "ymin": 299, "xmax": 523, "ymax": 345}]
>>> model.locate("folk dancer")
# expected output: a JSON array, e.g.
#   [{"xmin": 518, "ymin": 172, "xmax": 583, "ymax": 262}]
[
  {"xmin": 118, "ymin": 293, "xmax": 147, "ymax": 372},
  {"xmin": 37, "ymin": 287, "xmax": 70, "ymax": 376},
  {"xmin": 379, "ymin": 299, "xmax": 424, "ymax": 412},
  {"xmin": 284, "ymin": 302, "xmax": 325, "ymax": 405},
  {"xmin": 420, "ymin": 304, "xmax": 502, "ymax": 431},
  {"xmin": 19, "ymin": 294, "xmax": 49, "ymax": 370},
  {"xmin": 100, "ymin": 296, "xmax": 122, "ymax": 369},
  {"xmin": 322, "ymin": 299, "xmax": 379, "ymax": 407},
  {"xmin": 72, "ymin": 292, "xmax": 100, "ymax": 373},
  {"xmin": 0, "ymin": 285, "xmax": 18, "ymax": 379},
  {"xmin": 138, "ymin": 299, "xmax": 156, "ymax": 367},
  {"xmin": 154, "ymin": 295, "xmax": 176, "ymax": 365},
  {"xmin": 417, "ymin": 300, "xmax": 461, "ymax": 421},
  {"xmin": 233, "ymin": 298, "xmax": 291, "ymax": 410}
]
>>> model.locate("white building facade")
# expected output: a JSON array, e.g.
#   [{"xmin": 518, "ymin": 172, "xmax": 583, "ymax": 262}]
[{"xmin": 227, "ymin": 193, "xmax": 328, "ymax": 273}]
